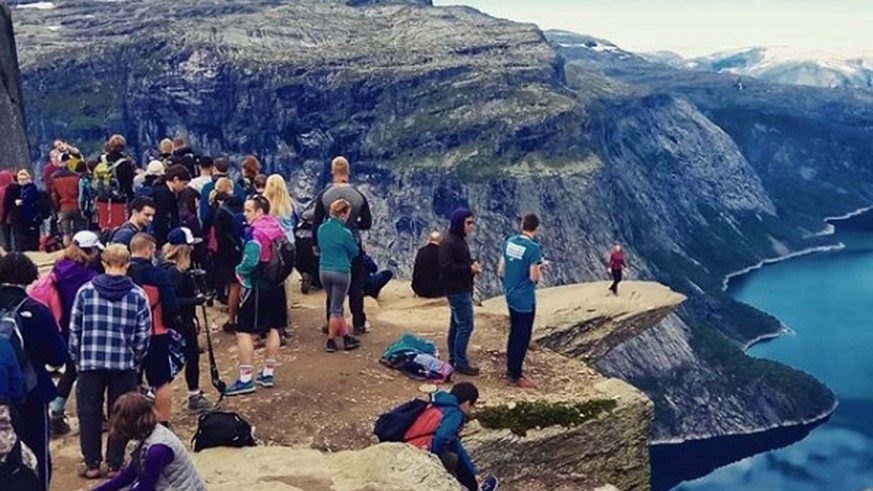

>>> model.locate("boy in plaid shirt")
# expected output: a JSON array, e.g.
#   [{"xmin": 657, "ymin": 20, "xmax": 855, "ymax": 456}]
[{"xmin": 69, "ymin": 244, "xmax": 152, "ymax": 479}]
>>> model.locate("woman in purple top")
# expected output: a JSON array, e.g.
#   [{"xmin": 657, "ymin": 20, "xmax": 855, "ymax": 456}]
[
  {"xmin": 48, "ymin": 230, "xmax": 104, "ymax": 436},
  {"xmin": 94, "ymin": 393, "xmax": 207, "ymax": 491}
]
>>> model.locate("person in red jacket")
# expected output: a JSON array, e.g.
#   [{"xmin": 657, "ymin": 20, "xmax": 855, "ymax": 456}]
[
  {"xmin": 50, "ymin": 163, "xmax": 82, "ymax": 247},
  {"xmin": 405, "ymin": 383, "xmax": 482, "ymax": 491},
  {"xmin": 608, "ymin": 243, "xmax": 626, "ymax": 295}
]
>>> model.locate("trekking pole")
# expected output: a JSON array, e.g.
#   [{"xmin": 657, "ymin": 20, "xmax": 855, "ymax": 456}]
[{"xmin": 190, "ymin": 270, "xmax": 226, "ymax": 405}]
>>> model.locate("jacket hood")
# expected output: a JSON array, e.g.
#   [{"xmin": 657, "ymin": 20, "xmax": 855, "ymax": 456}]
[
  {"xmin": 0, "ymin": 171, "xmax": 12, "ymax": 188},
  {"xmin": 252, "ymin": 214, "xmax": 285, "ymax": 261},
  {"xmin": 433, "ymin": 391, "xmax": 461, "ymax": 409},
  {"xmin": 91, "ymin": 274, "xmax": 136, "ymax": 301},
  {"xmin": 449, "ymin": 208, "xmax": 473, "ymax": 236},
  {"xmin": 54, "ymin": 259, "xmax": 97, "ymax": 285}
]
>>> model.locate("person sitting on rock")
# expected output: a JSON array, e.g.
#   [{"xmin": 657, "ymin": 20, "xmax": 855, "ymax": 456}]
[
  {"xmin": 405, "ymin": 382, "xmax": 488, "ymax": 491},
  {"xmin": 412, "ymin": 231, "xmax": 444, "ymax": 298},
  {"xmin": 94, "ymin": 392, "xmax": 207, "ymax": 491}
]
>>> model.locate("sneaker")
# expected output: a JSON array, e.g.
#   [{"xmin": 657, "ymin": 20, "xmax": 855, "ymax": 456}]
[
  {"xmin": 50, "ymin": 410, "xmax": 71, "ymax": 437},
  {"xmin": 77, "ymin": 462, "xmax": 103, "ymax": 479},
  {"xmin": 352, "ymin": 321, "xmax": 370, "ymax": 336},
  {"xmin": 325, "ymin": 339, "xmax": 338, "ymax": 353},
  {"xmin": 454, "ymin": 365, "xmax": 481, "ymax": 376},
  {"xmin": 187, "ymin": 393, "xmax": 214, "ymax": 414},
  {"xmin": 224, "ymin": 379, "xmax": 256, "ymax": 396},
  {"xmin": 256, "ymin": 373, "xmax": 275, "ymax": 388},
  {"xmin": 106, "ymin": 466, "xmax": 123, "ymax": 479},
  {"xmin": 510, "ymin": 376, "xmax": 537, "ymax": 388},
  {"xmin": 343, "ymin": 335, "xmax": 361, "ymax": 351},
  {"xmin": 222, "ymin": 322, "xmax": 237, "ymax": 333},
  {"xmin": 301, "ymin": 272, "xmax": 312, "ymax": 294},
  {"xmin": 479, "ymin": 475, "xmax": 500, "ymax": 491}
]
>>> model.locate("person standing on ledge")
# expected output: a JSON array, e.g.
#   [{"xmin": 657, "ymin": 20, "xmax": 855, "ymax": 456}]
[
  {"xmin": 439, "ymin": 208, "xmax": 481, "ymax": 376},
  {"xmin": 498, "ymin": 213, "xmax": 544, "ymax": 388},
  {"xmin": 608, "ymin": 242, "xmax": 626, "ymax": 295}
]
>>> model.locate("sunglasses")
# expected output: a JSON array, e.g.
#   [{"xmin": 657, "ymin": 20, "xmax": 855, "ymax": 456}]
[{"xmin": 465, "ymin": 220, "xmax": 475, "ymax": 225}]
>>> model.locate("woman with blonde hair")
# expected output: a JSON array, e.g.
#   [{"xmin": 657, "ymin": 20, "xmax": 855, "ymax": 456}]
[
  {"xmin": 264, "ymin": 174, "xmax": 296, "ymax": 341},
  {"xmin": 159, "ymin": 228, "xmax": 213, "ymax": 413}
]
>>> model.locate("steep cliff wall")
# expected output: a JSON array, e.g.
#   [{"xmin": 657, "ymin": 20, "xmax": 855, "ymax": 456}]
[{"xmin": 0, "ymin": 2, "xmax": 29, "ymax": 169}]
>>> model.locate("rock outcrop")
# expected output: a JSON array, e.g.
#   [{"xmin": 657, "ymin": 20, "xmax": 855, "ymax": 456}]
[{"xmin": 0, "ymin": 2, "xmax": 29, "ymax": 170}]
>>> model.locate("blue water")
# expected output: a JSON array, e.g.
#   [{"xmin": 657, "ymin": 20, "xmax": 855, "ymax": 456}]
[{"xmin": 667, "ymin": 231, "xmax": 873, "ymax": 491}]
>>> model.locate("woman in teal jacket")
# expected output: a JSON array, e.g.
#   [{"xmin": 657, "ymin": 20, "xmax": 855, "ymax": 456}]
[{"xmin": 317, "ymin": 198, "xmax": 361, "ymax": 352}]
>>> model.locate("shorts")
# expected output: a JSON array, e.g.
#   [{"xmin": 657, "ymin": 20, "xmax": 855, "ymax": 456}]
[
  {"xmin": 58, "ymin": 209, "xmax": 83, "ymax": 236},
  {"xmin": 143, "ymin": 334, "xmax": 173, "ymax": 388},
  {"xmin": 237, "ymin": 285, "xmax": 288, "ymax": 335},
  {"xmin": 320, "ymin": 270, "xmax": 350, "ymax": 318},
  {"xmin": 214, "ymin": 260, "xmax": 239, "ymax": 289}
]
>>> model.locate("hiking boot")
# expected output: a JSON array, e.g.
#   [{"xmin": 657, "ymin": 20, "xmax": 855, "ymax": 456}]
[
  {"xmin": 222, "ymin": 322, "xmax": 237, "ymax": 333},
  {"xmin": 301, "ymin": 272, "xmax": 312, "ymax": 294},
  {"xmin": 343, "ymin": 335, "xmax": 361, "ymax": 351},
  {"xmin": 50, "ymin": 410, "xmax": 71, "ymax": 437},
  {"xmin": 224, "ymin": 379, "xmax": 256, "ymax": 396},
  {"xmin": 454, "ymin": 365, "xmax": 481, "ymax": 376},
  {"xmin": 325, "ymin": 339, "xmax": 338, "ymax": 353},
  {"xmin": 510, "ymin": 376, "xmax": 537, "ymax": 389},
  {"xmin": 187, "ymin": 393, "xmax": 214, "ymax": 414},
  {"xmin": 255, "ymin": 373, "xmax": 275, "ymax": 388}
]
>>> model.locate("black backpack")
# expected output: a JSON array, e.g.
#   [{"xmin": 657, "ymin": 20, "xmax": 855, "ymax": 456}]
[
  {"xmin": 99, "ymin": 222, "xmax": 135, "ymax": 245},
  {"xmin": 373, "ymin": 398, "xmax": 430, "ymax": 442},
  {"xmin": 191, "ymin": 411, "xmax": 256, "ymax": 452},
  {"xmin": 261, "ymin": 236, "xmax": 296, "ymax": 285},
  {"xmin": 0, "ymin": 299, "xmax": 37, "ymax": 396}
]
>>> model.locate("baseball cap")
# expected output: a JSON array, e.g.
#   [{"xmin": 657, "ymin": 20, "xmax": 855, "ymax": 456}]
[
  {"xmin": 167, "ymin": 227, "xmax": 203, "ymax": 246},
  {"xmin": 72, "ymin": 230, "xmax": 105, "ymax": 250}
]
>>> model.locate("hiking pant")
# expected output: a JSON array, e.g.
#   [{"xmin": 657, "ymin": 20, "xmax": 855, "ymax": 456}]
[
  {"xmin": 76, "ymin": 370, "xmax": 137, "ymax": 469},
  {"xmin": 179, "ymin": 318, "xmax": 201, "ymax": 392},
  {"xmin": 55, "ymin": 360, "xmax": 78, "ymax": 400},
  {"xmin": 349, "ymin": 252, "xmax": 367, "ymax": 329},
  {"xmin": 17, "ymin": 397, "xmax": 51, "ymax": 490},
  {"xmin": 447, "ymin": 292, "xmax": 475, "ymax": 369},
  {"xmin": 440, "ymin": 450, "xmax": 478, "ymax": 491},
  {"xmin": 507, "ymin": 307, "xmax": 535, "ymax": 380},
  {"xmin": 609, "ymin": 268, "xmax": 623, "ymax": 293},
  {"xmin": 364, "ymin": 270, "xmax": 394, "ymax": 299}
]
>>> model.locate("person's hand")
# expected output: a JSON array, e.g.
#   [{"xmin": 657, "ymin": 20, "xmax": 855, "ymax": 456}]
[
  {"xmin": 14, "ymin": 199, "xmax": 22, "ymax": 206},
  {"xmin": 471, "ymin": 261, "xmax": 482, "ymax": 275}
]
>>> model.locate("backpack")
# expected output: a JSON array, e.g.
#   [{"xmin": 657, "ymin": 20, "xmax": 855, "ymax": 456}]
[
  {"xmin": 99, "ymin": 222, "xmax": 135, "ymax": 245},
  {"xmin": 260, "ymin": 236, "xmax": 296, "ymax": 285},
  {"xmin": 27, "ymin": 272, "xmax": 62, "ymax": 328},
  {"xmin": 0, "ymin": 299, "xmax": 38, "ymax": 395},
  {"xmin": 191, "ymin": 411, "xmax": 256, "ymax": 452},
  {"xmin": 373, "ymin": 398, "xmax": 430, "ymax": 443},
  {"xmin": 218, "ymin": 204, "xmax": 246, "ymax": 253},
  {"xmin": 93, "ymin": 156, "xmax": 128, "ymax": 197}
]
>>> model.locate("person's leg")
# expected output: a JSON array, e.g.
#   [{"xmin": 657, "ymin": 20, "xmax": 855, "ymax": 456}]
[
  {"xmin": 105, "ymin": 370, "xmax": 137, "ymax": 470},
  {"xmin": 348, "ymin": 253, "xmax": 367, "ymax": 332},
  {"xmin": 507, "ymin": 307, "xmax": 535, "ymax": 382},
  {"xmin": 447, "ymin": 294, "xmax": 461, "ymax": 366},
  {"xmin": 153, "ymin": 383, "xmax": 172, "ymax": 423},
  {"xmin": 364, "ymin": 270, "xmax": 393, "ymax": 298},
  {"xmin": 76, "ymin": 370, "xmax": 106, "ymax": 467},
  {"xmin": 453, "ymin": 293, "xmax": 475, "ymax": 369},
  {"xmin": 18, "ymin": 396, "xmax": 51, "ymax": 489},
  {"xmin": 439, "ymin": 450, "xmax": 477, "ymax": 491},
  {"xmin": 180, "ymin": 320, "xmax": 200, "ymax": 393},
  {"xmin": 227, "ymin": 281, "xmax": 241, "ymax": 325},
  {"xmin": 613, "ymin": 268, "xmax": 623, "ymax": 294}
]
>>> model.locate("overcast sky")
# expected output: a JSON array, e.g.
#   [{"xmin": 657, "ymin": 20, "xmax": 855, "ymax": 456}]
[{"xmin": 433, "ymin": 0, "xmax": 873, "ymax": 57}]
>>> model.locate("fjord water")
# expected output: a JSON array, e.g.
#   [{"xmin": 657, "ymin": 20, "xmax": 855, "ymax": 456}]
[{"xmin": 656, "ymin": 228, "xmax": 873, "ymax": 491}]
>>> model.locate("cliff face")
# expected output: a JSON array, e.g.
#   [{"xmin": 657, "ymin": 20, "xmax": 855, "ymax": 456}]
[
  {"xmin": 13, "ymin": 0, "xmax": 839, "ymax": 443},
  {"xmin": 0, "ymin": 2, "xmax": 29, "ymax": 170}
]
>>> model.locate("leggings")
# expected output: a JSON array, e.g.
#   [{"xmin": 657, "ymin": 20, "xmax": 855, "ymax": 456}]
[{"xmin": 320, "ymin": 270, "xmax": 350, "ymax": 318}]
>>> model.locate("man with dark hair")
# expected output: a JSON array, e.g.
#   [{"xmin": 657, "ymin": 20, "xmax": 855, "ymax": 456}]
[
  {"xmin": 151, "ymin": 165, "xmax": 191, "ymax": 248},
  {"xmin": 498, "ymin": 213, "xmax": 545, "ymax": 388},
  {"xmin": 439, "ymin": 209, "xmax": 481, "ymax": 376},
  {"xmin": 312, "ymin": 156, "xmax": 373, "ymax": 335},
  {"xmin": 109, "ymin": 197, "xmax": 156, "ymax": 247},
  {"xmin": 0, "ymin": 252, "xmax": 67, "ymax": 489},
  {"xmin": 412, "ymin": 231, "xmax": 444, "ymax": 298},
  {"xmin": 405, "ymin": 382, "xmax": 488, "ymax": 491},
  {"xmin": 69, "ymin": 244, "xmax": 151, "ymax": 479}
]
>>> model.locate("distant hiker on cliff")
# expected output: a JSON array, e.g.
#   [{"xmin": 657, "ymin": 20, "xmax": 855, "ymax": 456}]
[
  {"xmin": 498, "ymin": 213, "xmax": 544, "ymax": 388},
  {"xmin": 405, "ymin": 382, "xmax": 497, "ymax": 491},
  {"xmin": 412, "ymin": 231, "xmax": 444, "ymax": 298},
  {"xmin": 312, "ymin": 156, "xmax": 373, "ymax": 335},
  {"xmin": 607, "ymin": 243, "xmax": 626, "ymax": 295},
  {"xmin": 439, "ymin": 209, "xmax": 481, "ymax": 376}
]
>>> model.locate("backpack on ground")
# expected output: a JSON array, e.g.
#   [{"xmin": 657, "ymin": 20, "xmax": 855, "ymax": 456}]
[
  {"xmin": 373, "ymin": 398, "xmax": 431, "ymax": 442},
  {"xmin": 0, "ymin": 299, "xmax": 38, "ymax": 395},
  {"xmin": 27, "ymin": 272, "xmax": 62, "ymax": 328},
  {"xmin": 191, "ymin": 411, "xmax": 256, "ymax": 452},
  {"xmin": 261, "ymin": 236, "xmax": 296, "ymax": 285}
]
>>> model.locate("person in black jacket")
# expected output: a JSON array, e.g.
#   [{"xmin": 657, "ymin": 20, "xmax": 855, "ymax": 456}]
[
  {"xmin": 150, "ymin": 165, "xmax": 191, "ymax": 248},
  {"xmin": 211, "ymin": 191, "xmax": 244, "ymax": 332},
  {"xmin": 438, "ymin": 209, "xmax": 481, "ymax": 376},
  {"xmin": 412, "ymin": 231, "xmax": 444, "ymax": 298}
]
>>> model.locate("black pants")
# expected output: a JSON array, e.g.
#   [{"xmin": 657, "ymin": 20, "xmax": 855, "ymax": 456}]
[
  {"xmin": 507, "ymin": 307, "xmax": 535, "ymax": 380},
  {"xmin": 12, "ymin": 223, "xmax": 39, "ymax": 252},
  {"xmin": 17, "ymin": 397, "xmax": 51, "ymax": 490},
  {"xmin": 55, "ymin": 360, "xmax": 78, "ymax": 400},
  {"xmin": 76, "ymin": 370, "xmax": 137, "ymax": 468},
  {"xmin": 440, "ymin": 450, "xmax": 478, "ymax": 491},
  {"xmin": 364, "ymin": 270, "xmax": 393, "ymax": 299},
  {"xmin": 179, "ymin": 319, "xmax": 201, "ymax": 392},
  {"xmin": 348, "ymin": 253, "xmax": 366, "ymax": 329},
  {"xmin": 609, "ymin": 268, "xmax": 623, "ymax": 293}
]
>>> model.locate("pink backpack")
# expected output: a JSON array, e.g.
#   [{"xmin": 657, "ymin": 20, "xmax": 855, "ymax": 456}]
[{"xmin": 28, "ymin": 272, "xmax": 63, "ymax": 330}]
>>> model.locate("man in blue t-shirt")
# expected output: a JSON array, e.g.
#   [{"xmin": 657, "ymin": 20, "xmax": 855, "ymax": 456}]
[{"xmin": 498, "ymin": 213, "xmax": 544, "ymax": 388}]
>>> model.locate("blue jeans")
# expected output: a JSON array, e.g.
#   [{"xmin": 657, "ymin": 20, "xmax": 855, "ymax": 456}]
[
  {"xmin": 447, "ymin": 292, "xmax": 475, "ymax": 368},
  {"xmin": 507, "ymin": 307, "xmax": 535, "ymax": 380}
]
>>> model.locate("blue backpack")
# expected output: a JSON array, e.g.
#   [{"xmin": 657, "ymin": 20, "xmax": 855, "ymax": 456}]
[{"xmin": 373, "ymin": 398, "xmax": 430, "ymax": 442}]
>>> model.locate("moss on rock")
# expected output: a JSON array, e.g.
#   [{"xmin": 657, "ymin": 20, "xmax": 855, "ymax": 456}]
[{"xmin": 477, "ymin": 399, "xmax": 618, "ymax": 437}]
